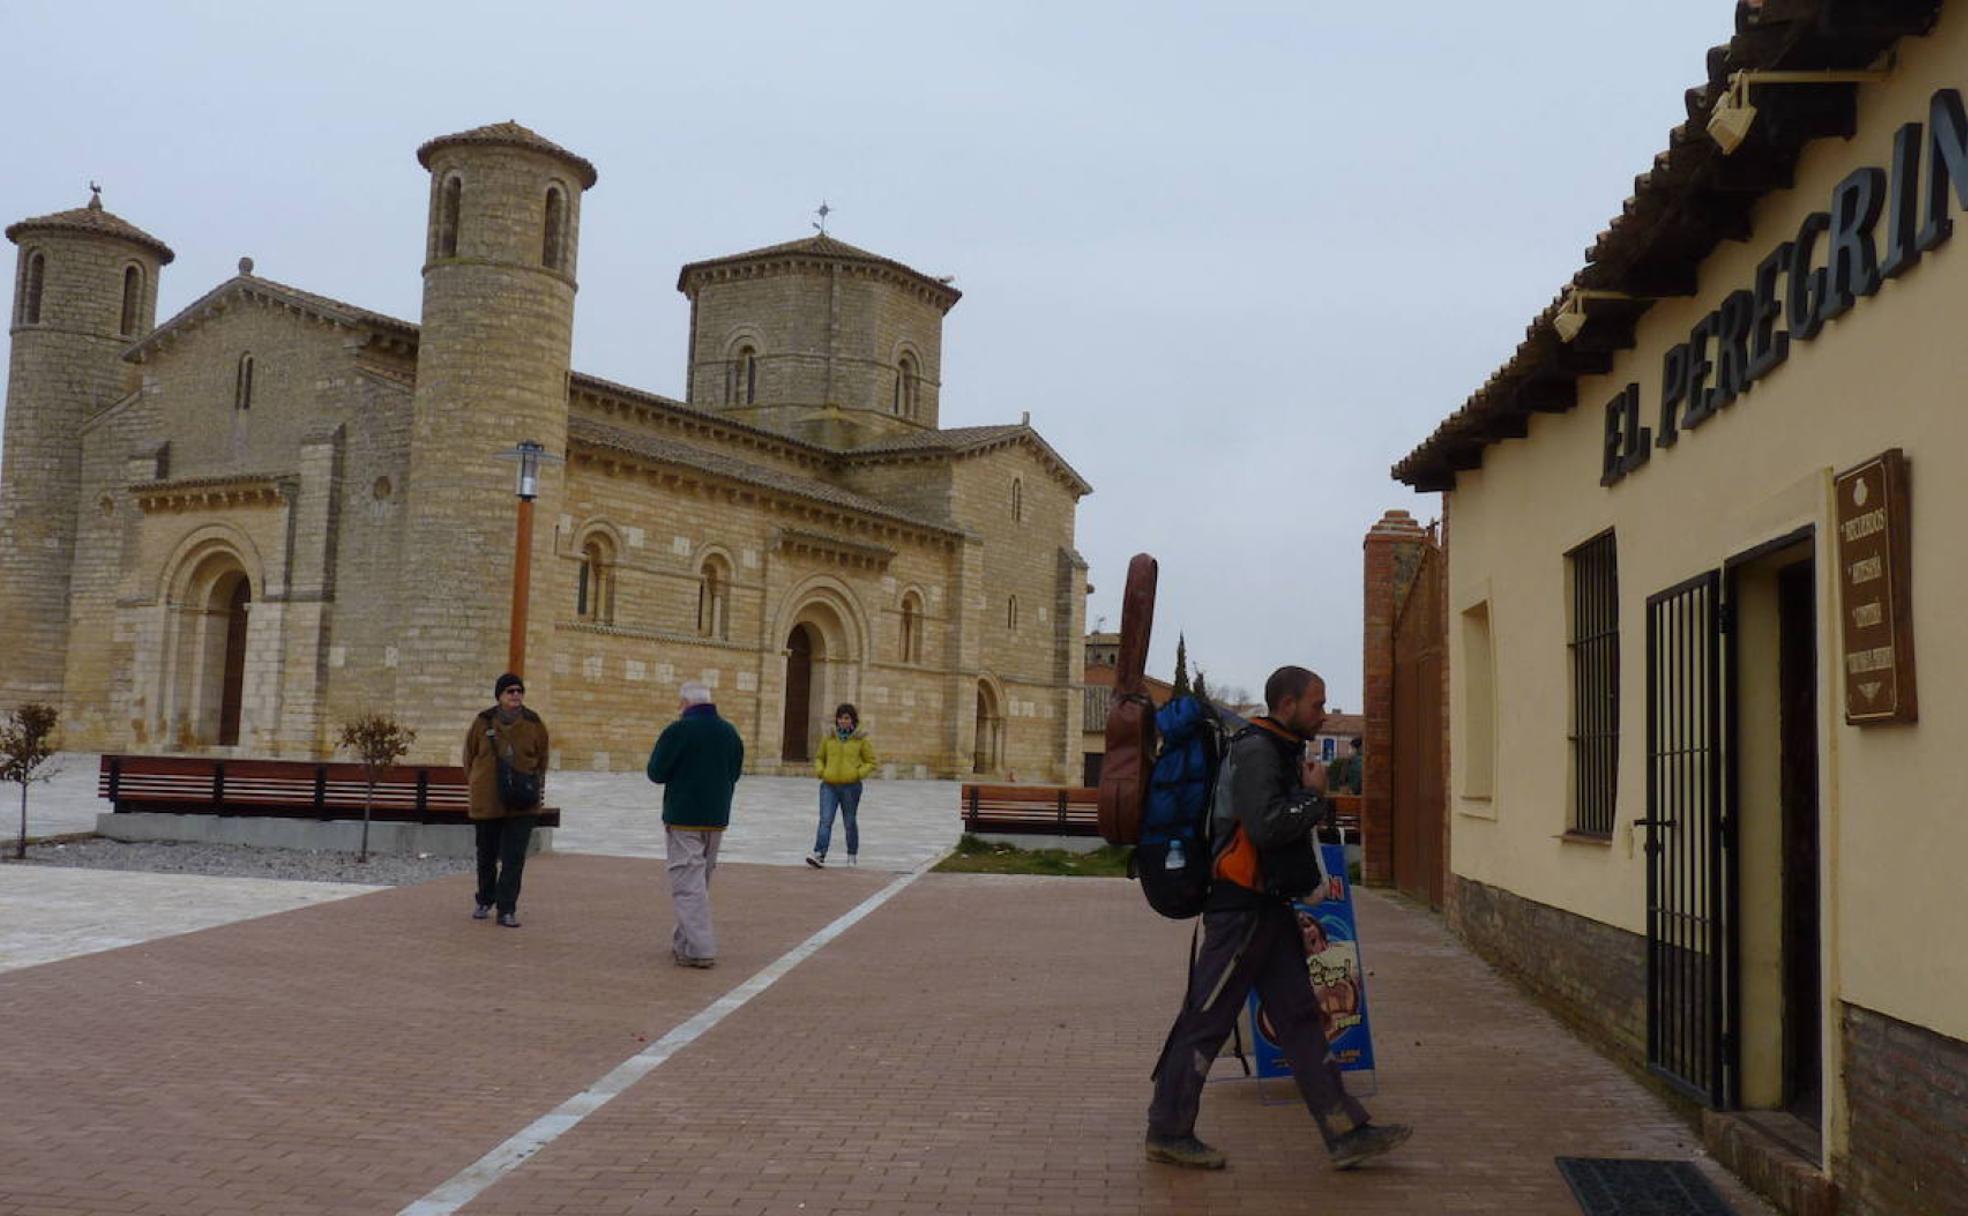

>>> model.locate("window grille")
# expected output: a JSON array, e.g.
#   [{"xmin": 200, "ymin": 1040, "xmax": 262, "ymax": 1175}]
[{"xmin": 1568, "ymin": 531, "xmax": 1620, "ymax": 834}]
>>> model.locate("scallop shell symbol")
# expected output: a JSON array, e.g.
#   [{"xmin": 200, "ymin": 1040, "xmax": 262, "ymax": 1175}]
[{"xmin": 1853, "ymin": 477, "xmax": 1870, "ymax": 508}]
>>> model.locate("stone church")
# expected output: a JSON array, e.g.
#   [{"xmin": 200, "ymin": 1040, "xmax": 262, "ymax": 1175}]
[{"xmin": 0, "ymin": 121, "xmax": 1092, "ymax": 780}]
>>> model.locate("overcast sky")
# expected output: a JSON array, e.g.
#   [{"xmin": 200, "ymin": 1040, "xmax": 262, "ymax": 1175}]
[{"xmin": 2, "ymin": 1, "xmax": 1739, "ymax": 708}]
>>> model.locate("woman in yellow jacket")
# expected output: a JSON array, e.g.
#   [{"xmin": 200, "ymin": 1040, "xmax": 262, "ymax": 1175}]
[{"xmin": 807, "ymin": 702, "xmax": 877, "ymax": 868}]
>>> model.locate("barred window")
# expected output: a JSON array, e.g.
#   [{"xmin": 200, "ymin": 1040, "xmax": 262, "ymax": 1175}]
[{"xmin": 1568, "ymin": 531, "xmax": 1620, "ymax": 834}]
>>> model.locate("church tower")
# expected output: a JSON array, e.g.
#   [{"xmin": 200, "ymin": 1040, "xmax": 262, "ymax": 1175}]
[
  {"xmin": 1, "ymin": 191, "xmax": 172, "ymax": 708},
  {"xmin": 397, "ymin": 122, "xmax": 595, "ymax": 736},
  {"xmin": 677, "ymin": 235, "xmax": 961, "ymax": 447}
]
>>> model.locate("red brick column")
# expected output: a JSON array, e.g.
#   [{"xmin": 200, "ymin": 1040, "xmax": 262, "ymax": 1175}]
[{"xmin": 1360, "ymin": 509, "xmax": 1429, "ymax": 887}]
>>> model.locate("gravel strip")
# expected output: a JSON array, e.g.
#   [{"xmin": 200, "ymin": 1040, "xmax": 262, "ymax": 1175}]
[{"xmin": 5, "ymin": 838, "xmax": 474, "ymax": 887}]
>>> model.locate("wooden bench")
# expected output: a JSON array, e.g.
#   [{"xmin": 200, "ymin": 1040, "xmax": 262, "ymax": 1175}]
[
  {"xmin": 959, "ymin": 784, "xmax": 1100, "ymax": 837},
  {"xmin": 98, "ymin": 755, "xmax": 561, "ymax": 827}
]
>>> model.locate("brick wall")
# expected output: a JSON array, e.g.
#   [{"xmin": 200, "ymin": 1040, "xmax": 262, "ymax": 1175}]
[
  {"xmin": 1837, "ymin": 1002, "xmax": 1968, "ymax": 1216},
  {"xmin": 1360, "ymin": 508, "xmax": 1430, "ymax": 886},
  {"xmin": 1449, "ymin": 873, "xmax": 1648, "ymax": 1065}
]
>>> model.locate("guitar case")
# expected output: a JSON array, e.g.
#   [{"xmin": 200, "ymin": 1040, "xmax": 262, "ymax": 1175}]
[{"xmin": 1096, "ymin": 553, "xmax": 1158, "ymax": 845}]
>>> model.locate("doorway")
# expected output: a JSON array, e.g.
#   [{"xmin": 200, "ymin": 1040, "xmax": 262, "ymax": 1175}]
[
  {"xmin": 1775, "ymin": 559, "xmax": 1821, "ymax": 1127},
  {"xmin": 782, "ymin": 624, "xmax": 816, "ymax": 762},
  {"xmin": 973, "ymin": 682, "xmax": 1003, "ymax": 775},
  {"xmin": 218, "ymin": 577, "xmax": 251, "ymax": 746}
]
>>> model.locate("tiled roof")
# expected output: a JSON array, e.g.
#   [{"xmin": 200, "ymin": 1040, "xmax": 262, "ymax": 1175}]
[
  {"xmin": 847, "ymin": 423, "xmax": 1094, "ymax": 496},
  {"xmin": 566, "ymin": 417, "xmax": 959, "ymax": 537},
  {"xmin": 6, "ymin": 193, "xmax": 175, "ymax": 263},
  {"xmin": 416, "ymin": 121, "xmax": 598, "ymax": 189},
  {"xmin": 676, "ymin": 234, "xmax": 961, "ymax": 309},
  {"xmin": 125, "ymin": 273, "xmax": 415, "ymax": 360},
  {"xmin": 1394, "ymin": 0, "xmax": 1940, "ymax": 491}
]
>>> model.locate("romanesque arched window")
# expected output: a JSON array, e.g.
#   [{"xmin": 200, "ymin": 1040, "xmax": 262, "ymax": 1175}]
[
  {"xmin": 23, "ymin": 251, "xmax": 45, "ymax": 325},
  {"xmin": 234, "ymin": 353, "xmax": 255, "ymax": 411},
  {"xmin": 895, "ymin": 352, "xmax": 918, "ymax": 417},
  {"xmin": 697, "ymin": 553, "xmax": 732, "ymax": 639},
  {"xmin": 900, "ymin": 591, "xmax": 923, "ymax": 663},
  {"xmin": 542, "ymin": 186, "xmax": 566, "ymax": 270},
  {"xmin": 120, "ymin": 264, "xmax": 143, "ymax": 337},
  {"xmin": 727, "ymin": 344, "xmax": 758, "ymax": 406},
  {"xmin": 1011, "ymin": 477, "xmax": 1024, "ymax": 523},
  {"xmin": 577, "ymin": 533, "xmax": 615, "ymax": 623},
  {"xmin": 1006, "ymin": 594, "xmax": 1020, "ymax": 632},
  {"xmin": 436, "ymin": 175, "xmax": 463, "ymax": 259}
]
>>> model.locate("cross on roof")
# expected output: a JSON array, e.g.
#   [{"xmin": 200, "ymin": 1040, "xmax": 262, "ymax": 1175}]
[{"xmin": 812, "ymin": 200, "xmax": 832, "ymax": 235}]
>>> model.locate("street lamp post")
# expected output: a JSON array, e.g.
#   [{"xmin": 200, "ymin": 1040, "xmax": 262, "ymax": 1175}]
[{"xmin": 494, "ymin": 440, "xmax": 563, "ymax": 677}]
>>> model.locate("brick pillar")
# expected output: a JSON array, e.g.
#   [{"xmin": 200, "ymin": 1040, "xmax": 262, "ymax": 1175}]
[{"xmin": 1360, "ymin": 509, "xmax": 1430, "ymax": 887}]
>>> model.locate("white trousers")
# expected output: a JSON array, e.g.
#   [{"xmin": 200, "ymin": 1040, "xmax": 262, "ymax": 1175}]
[{"xmin": 666, "ymin": 827, "xmax": 723, "ymax": 961}]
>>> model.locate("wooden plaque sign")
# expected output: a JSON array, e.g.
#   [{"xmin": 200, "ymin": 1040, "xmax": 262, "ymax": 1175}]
[{"xmin": 1834, "ymin": 449, "xmax": 1916, "ymax": 724}]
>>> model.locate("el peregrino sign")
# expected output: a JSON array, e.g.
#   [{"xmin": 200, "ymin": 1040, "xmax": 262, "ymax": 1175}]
[
  {"xmin": 1835, "ymin": 449, "xmax": 1917, "ymax": 724},
  {"xmin": 1601, "ymin": 88, "xmax": 1968, "ymax": 486}
]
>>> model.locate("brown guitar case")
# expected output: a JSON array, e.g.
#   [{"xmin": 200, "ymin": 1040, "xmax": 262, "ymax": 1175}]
[{"xmin": 1096, "ymin": 553, "xmax": 1158, "ymax": 845}]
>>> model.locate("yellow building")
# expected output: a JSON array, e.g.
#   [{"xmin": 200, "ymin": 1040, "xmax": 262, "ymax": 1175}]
[
  {"xmin": 1, "ymin": 122, "xmax": 1092, "ymax": 780},
  {"xmin": 1397, "ymin": 4, "xmax": 1965, "ymax": 1213}
]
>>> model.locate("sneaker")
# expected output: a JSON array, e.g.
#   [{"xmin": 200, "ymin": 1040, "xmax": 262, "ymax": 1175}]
[
  {"xmin": 673, "ymin": 951, "xmax": 716, "ymax": 969},
  {"xmin": 805, "ymin": 854, "xmax": 825, "ymax": 868},
  {"xmin": 497, "ymin": 913, "xmax": 521, "ymax": 928},
  {"xmin": 1330, "ymin": 1122, "xmax": 1411, "ymax": 1170},
  {"xmin": 472, "ymin": 903, "xmax": 492, "ymax": 920},
  {"xmin": 1145, "ymin": 1134, "xmax": 1227, "ymax": 1170},
  {"xmin": 845, "ymin": 855, "xmax": 858, "ymax": 867}
]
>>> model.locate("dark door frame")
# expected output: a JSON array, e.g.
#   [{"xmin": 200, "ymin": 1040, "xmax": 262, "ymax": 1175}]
[{"xmin": 1722, "ymin": 524, "xmax": 1818, "ymax": 1121}]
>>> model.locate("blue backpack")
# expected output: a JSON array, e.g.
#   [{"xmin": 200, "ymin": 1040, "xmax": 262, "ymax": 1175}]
[{"xmin": 1133, "ymin": 696, "xmax": 1225, "ymax": 919}]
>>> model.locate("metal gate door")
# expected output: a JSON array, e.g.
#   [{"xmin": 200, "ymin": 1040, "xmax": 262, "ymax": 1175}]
[{"xmin": 1644, "ymin": 570, "xmax": 1732, "ymax": 1106}]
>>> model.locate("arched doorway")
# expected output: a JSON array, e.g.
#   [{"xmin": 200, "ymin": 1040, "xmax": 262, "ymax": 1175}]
[
  {"xmin": 782, "ymin": 624, "xmax": 818, "ymax": 761},
  {"xmin": 217, "ymin": 576, "xmax": 251, "ymax": 745},
  {"xmin": 973, "ymin": 681, "xmax": 1004, "ymax": 775},
  {"xmin": 166, "ymin": 548, "xmax": 254, "ymax": 750}
]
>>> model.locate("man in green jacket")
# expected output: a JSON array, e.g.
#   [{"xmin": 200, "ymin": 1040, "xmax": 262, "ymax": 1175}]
[{"xmin": 646, "ymin": 680, "xmax": 745, "ymax": 968}]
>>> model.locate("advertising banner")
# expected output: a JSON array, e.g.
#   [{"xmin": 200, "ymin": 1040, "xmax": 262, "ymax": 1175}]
[{"xmin": 1247, "ymin": 842, "xmax": 1377, "ymax": 1077}]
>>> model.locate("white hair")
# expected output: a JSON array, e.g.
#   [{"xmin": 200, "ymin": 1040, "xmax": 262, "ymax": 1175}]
[{"xmin": 679, "ymin": 681, "xmax": 714, "ymax": 706}]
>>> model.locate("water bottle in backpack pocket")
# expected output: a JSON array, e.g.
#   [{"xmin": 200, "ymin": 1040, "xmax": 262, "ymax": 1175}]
[{"xmin": 1131, "ymin": 696, "xmax": 1222, "ymax": 919}]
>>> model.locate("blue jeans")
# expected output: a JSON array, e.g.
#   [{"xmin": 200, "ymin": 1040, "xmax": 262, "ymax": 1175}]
[{"xmin": 814, "ymin": 781, "xmax": 862, "ymax": 857}]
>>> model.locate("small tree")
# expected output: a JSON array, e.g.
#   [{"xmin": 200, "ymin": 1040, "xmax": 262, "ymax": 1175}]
[
  {"xmin": 1172, "ymin": 633, "xmax": 1192, "ymax": 697},
  {"xmin": 1192, "ymin": 666, "xmax": 1211, "ymax": 707},
  {"xmin": 337, "ymin": 713, "xmax": 417, "ymax": 863},
  {"xmin": 0, "ymin": 703, "xmax": 61, "ymax": 860}
]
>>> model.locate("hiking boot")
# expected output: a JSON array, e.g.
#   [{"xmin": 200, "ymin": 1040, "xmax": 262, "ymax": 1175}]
[
  {"xmin": 472, "ymin": 903, "xmax": 492, "ymax": 920},
  {"xmin": 805, "ymin": 854, "xmax": 825, "ymax": 868},
  {"xmin": 497, "ymin": 913, "xmax": 521, "ymax": 928},
  {"xmin": 1145, "ymin": 1134, "xmax": 1227, "ymax": 1170},
  {"xmin": 1330, "ymin": 1122, "xmax": 1411, "ymax": 1170}
]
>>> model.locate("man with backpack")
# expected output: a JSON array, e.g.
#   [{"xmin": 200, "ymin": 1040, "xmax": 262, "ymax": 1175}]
[{"xmin": 1145, "ymin": 665, "xmax": 1412, "ymax": 1171}]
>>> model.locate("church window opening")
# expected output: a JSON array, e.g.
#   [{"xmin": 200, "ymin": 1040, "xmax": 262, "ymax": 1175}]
[
  {"xmin": 1011, "ymin": 477, "xmax": 1024, "ymax": 523},
  {"xmin": 697, "ymin": 554, "xmax": 732, "ymax": 639},
  {"xmin": 120, "ymin": 264, "xmax": 144, "ymax": 336},
  {"xmin": 23, "ymin": 251, "xmax": 45, "ymax": 324},
  {"xmin": 895, "ymin": 352, "xmax": 918, "ymax": 417},
  {"xmin": 577, "ymin": 534, "xmax": 615, "ymax": 624},
  {"xmin": 727, "ymin": 344, "xmax": 758, "ymax": 406},
  {"xmin": 1567, "ymin": 531, "xmax": 1619, "ymax": 835},
  {"xmin": 1006, "ymin": 594, "xmax": 1020, "ymax": 632},
  {"xmin": 542, "ymin": 186, "xmax": 566, "ymax": 270},
  {"xmin": 900, "ymin": 592, "xmax": 923, "ymax": 663},
  {"xmin": 436, "ymin": 175, "xmax": 462, "ymax": 259},
  {"xmin": 234, "ymin": 353, "xmax": 255, "ymax": 411}
]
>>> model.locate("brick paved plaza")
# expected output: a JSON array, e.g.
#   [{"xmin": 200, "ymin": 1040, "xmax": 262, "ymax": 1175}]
[{"xmin": 0, "ymin": 847, "xmax": 1775, "ymax": 1215}]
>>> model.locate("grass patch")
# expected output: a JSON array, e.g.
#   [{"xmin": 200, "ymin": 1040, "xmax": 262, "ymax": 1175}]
[{"xmin": 934, "ymin": 834, "xmax": 1133, "ymax": 878}]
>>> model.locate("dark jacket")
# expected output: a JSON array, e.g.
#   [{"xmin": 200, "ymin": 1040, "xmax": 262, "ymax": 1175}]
[
  {"xmin": 646, "ymin": 704, "xmax": 745, "ymax": 829},
  {"xmin": 463, "ymin": 706, "xmax": 550, "ymax": 820},
  {"xmin": 1207, "ymin": 717, "xmax": 1326, "ymax": 910}
]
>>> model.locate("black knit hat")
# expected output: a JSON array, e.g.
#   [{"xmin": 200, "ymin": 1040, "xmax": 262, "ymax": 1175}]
[{"xmin": 495, "ymin": 672, "xmax": 524, "ymax": 697}]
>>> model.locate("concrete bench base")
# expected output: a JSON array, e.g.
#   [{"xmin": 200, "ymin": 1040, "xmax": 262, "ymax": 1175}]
[{"xmin": 95, "ymin": 812, "xmax": 555, "ymax": 859}]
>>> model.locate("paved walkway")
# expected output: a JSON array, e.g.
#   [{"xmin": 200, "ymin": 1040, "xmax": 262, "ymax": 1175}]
[{"xmin": 0, "ymin": 855, "xmax": 1773, "ymax": 1216}]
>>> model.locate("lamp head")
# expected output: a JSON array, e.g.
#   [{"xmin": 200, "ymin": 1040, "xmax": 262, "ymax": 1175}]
[{"xmin": 1553, "ymin": 302, "xmax": 1588, "ymax": 343}]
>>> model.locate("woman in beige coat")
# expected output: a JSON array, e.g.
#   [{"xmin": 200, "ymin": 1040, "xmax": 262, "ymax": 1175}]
[{"xmin": 462, "ymin": 672, "xmax": 550, "ymax": 926}]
